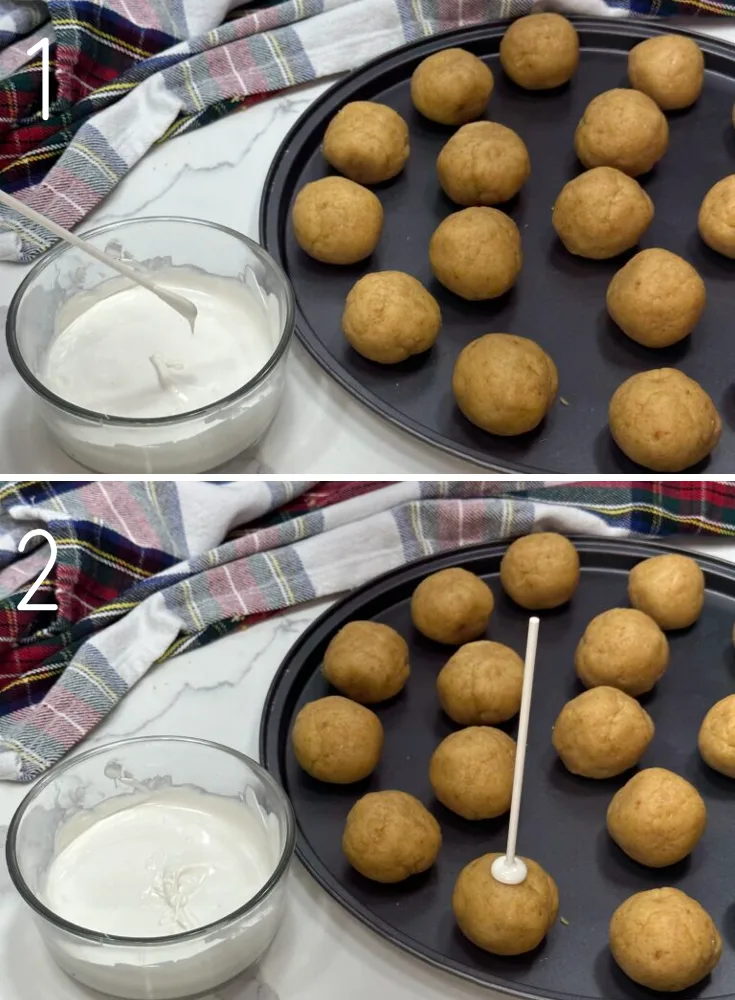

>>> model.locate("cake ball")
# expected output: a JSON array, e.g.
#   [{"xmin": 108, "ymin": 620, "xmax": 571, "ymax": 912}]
[
  {"xmin": 323, "ymin": 101, "xmax": 409, "ymax": 184},
  {"xmin": 606, "ymin": 249, "xmax": 706, "ymax": 349},
  {"xmin": 292, "ymin": 177, "xmax": 383, "ymax": 264},
  {"xmin": 436, "ymin": 640, "xmax": 524, "ymax": 726},
  {"xmin": 575, "ymin": 89, "xmax": 669, "ymax": 177},
  {"xmin": 452, "ymin": 334, "xmax": 558, "ymax": 436},
  {"xmin": 552, "ymin": 687, "xmax": 654, "ymax": 779},
  {"xmin": 575, "ymin": 608, "xmax": 669, "ymax": 696},
  {"xmin": 411, "ymin": 48, "xmax": 493, "ymax": 126},
  {"xmin": 342, "ymin": 790, "xmax": 441, "ymax": 883},
  {"xmin": 607, "ymin": 767, "xmax": 706, "ymax": 867},
  {"xmin": 453, "ymin": 853, "xmax": 559, "ymax": 955},
  {"xmin": 699, "ymin": 176, "xmax": 735, "ymax": 258},
  {"xmin": 500, "ymin": 13, "xmax": 579, "ymax": 91},
  {"xmin": 500, "ymin": 533, "xmax": 580, "ymax": 610},
  {"xmin": 341, "ymin": 271, "xmax": 441, "ymax": 364},
  {"xmin": 552, "ymin": 167, "xmax": 654, "ymax": 260},
  {"xmin": 611, "ymin": 888, "xmax": 721, "ymax": 991},
  {"xmin": 628, "ymin": 34, "xmax": 705, "ymax": 111},
  {"xmin": 437, "ymin": 122, "xmax": 530, "ymax": 207},
  {"xmin": 430, "ymin": 207, "xmax": 522, "ymax": 300},
  {"xmin": 322, "ymin": 620, "xmax": 409, "ymax": 704},
  {"xmin": 291, "ymin": 696, "xmax": 383, "ymax": 783},
  {"xmin": 699, "ymin": 694, "xmax": 735, "ymax": 777},
  {"xmin": 628, "ymin": 553, "xmax": 705, "ymax": 630},
  {"xmin": 609, "ymin": 369, "xmax": 721, "ymax": 472},
  {"xmin": 429, "ymin": 727, "xmax": 515, "ymax": 820},
  {"xmin": 411, "ymin": 567, "xmax": 493, "ymax": 645}
]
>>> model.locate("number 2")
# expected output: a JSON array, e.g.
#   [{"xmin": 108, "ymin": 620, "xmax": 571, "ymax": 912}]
[
  {"xmin": 17, "ymin": 529, "xmax": 58, "ymax": 611},
  {"xmin": 27, "ymin": 37, "xmax": 50, "ymax": 121}
]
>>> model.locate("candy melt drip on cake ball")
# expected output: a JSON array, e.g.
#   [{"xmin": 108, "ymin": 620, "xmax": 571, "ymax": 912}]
[{"xmin": 453, "ymin": 854, "xmax": 559, "ymax": 955}]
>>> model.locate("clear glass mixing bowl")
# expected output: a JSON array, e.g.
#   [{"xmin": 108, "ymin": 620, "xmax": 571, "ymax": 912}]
[
  {"xmin": 6, "ymin": 217, "xmax": 294, "ymax": 474},
  {"xmin": 6, "ymin": 736, "xmax": 295, "ymax": 1000}
]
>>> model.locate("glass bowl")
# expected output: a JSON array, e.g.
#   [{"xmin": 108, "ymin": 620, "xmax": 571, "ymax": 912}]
[
  {"xmin": 6, "ymin": 217, "xmax": 295, "ymax": 473},
  {"xmin": 6, "ymin": 736, "xmax": 295, "ymax": 1000}
]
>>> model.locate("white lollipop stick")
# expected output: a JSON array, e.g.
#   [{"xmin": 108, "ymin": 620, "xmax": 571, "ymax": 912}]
[
  {"xmin": 491, "ymin": 616, "xmax": 540, "ymax": 886},
  {"xmin": 0, "ymin": 188, "xmax": 198, "ymax": 330}
]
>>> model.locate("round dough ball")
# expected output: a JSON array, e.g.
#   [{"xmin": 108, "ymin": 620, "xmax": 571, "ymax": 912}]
[
  {"xmin": 341, "ymin": 271, "xmax": 441, "ymax": 364},
  {"xmin": 411, "ymin": 48, "xmax": 493, "ymax": 126},
  {"xmin": 607, "ymin": 249, "xmax": 706, "ymax": 349},
  {"xmin": 292, "ymin": 176, "xmax": 383, "ymax": 264},
  {"xmin": 699, "ymin": 175, "xmax": 735, "ymax": 258},
  {"xmin": 323, "ymin": 620, "xmax": 409, "ymax": 703},
  {"xmin": 699, "ymin": 694, "xmax": 735, "ymax": 777},
  {"xmin": 575, "ymin": 608, "xmax": 669, "ymax": 696},
  {"xmin": 611, "ymin": 888, "xmax": 721, "ymax": 992},
  {"xmin": 452, "ymin": 334, "xmax": 557, "ymax": 436},
  {"xmin": 430, "ymin": 207, "xmax": 522, "ymax": 300},
  {"xmin": 453, "ymin": 853, "xmax": 559, "ymax": 955},
  {"xmin": 628, "ymin": 553, "xmax": 705, "ymax": 630},
  {"xmin": 613, "ymin": 889, "xmax": 722, "ymax": 993},
  {"xmin": 411, "ymin": 567, "xmax": 493, "ymax": 645},
  {"xmin": 609, "ymin": 368, "xmax": 721, "ymax": 472},
  {"xmin": 553, "ymin": 167, "xmax": 654, "ymax": 260},
  {"xmin": 342, "ymin": 790, "xmax": 441, "ymax": 883},
  {"xmin": 629, "ymin": 35, "xmax": 705, "ymax": 111},
  {"xmin": 607, "ymin": 767, "xmax": 706, "ymax": 867},
  {"xmin": 437, "ymin": 122, "xmax": 530, "ymax": 207},
  {"xmin": 500, "ymin": 13, "xmax": 579, "ymax": 91},
  {"xmin": 575, "ymin": 89, "xmax": 669, "ymax": 177},
  {"xmin": 552, "ymin": 687, "xmax": 654, "ymax": 779},
  {"xmin": 436, "ymin": 641, "xmax": 523, "ymax": 725},
  {"xmin": 323, "ymin": 101, "xmax": 409, "ymax": 184},
  {"xmin": 291, "ymin": 696, "xmax": 383, "ymax": 783},
  {"xmin": 500, "ymin": 533, "xmax": 580, "ymax": 610},
  {"xmin": 430, "ymin": 727, "xmax": 515, "ymax": 820}
]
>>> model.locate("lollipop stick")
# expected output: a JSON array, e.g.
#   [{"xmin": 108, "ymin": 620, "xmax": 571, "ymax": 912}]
[
  {"xmin": 491, "ymin": 616, "xmax": 540, "ymax": 886},
  {"xmin": 0, "ymin": 188, "xmax": 197, "ymax": 330}
]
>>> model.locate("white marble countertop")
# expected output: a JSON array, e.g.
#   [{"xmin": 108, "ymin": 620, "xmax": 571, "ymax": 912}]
[
  {"xmin": 0, "ymin": 531, "xmax": 734, "ymax": 1000},
  {"xmin": 1, "ymin": 16, "xmax": 734, "ymax": 476}
]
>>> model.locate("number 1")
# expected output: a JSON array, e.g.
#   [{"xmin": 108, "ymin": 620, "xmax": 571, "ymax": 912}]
[
  {"xmin": 27, "ymin": 37, "xmax": 50, "ymax": 121},
  {"xmin": 17, "ymin": 529, "xmax": 58, "ymax": 611}
]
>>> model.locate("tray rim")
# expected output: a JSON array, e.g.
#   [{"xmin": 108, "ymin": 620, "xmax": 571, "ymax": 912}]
[
  {"xmin": 258, "ymin": 17, "xmax": 735, "ymax": 475},
  {"xmin": 259, "ymin": 536, "xmax": 735, "ymax": 1000}
]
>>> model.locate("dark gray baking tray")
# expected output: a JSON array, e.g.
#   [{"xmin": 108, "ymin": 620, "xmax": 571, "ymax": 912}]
[
  {"xmin": 260, "ymin": 19, "xmax": 735, "ymax": 473},
  {"xmin": 261, "ymin": 538, "xmax": 735, "ymax": 1000}
]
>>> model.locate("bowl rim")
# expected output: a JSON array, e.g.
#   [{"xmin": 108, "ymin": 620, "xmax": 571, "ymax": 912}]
[
  {"xmin": 5, "ymin": 734, "xmax": 296, "ymax": 945},
  {"xmin": 5, "ymin": 216, "xmax": 295, "ymax": 426}
]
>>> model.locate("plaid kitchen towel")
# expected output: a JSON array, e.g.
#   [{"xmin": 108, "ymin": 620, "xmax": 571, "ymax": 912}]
[
  {"xmin": 0, "ymin": 0, "xmax": 731, "ymax": 262},
  {"xmin": 0, "ymin": 478, "xmax": 735, "ymax": 781}
]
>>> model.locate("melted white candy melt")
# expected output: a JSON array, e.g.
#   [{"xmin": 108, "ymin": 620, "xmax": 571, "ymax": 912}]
[
  {"xmin": 44, "ymin": 788, "xmax": 273, "ymax": 938},
  {"xmin": 40, "ymin": 271, "xmax": 275, "ymax": 419}
]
